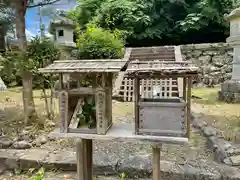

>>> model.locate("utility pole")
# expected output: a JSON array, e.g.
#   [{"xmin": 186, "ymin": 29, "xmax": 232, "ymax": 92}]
[{"xmin": 38, "ymin": 6, "xmax": 45, "ymax": 39}]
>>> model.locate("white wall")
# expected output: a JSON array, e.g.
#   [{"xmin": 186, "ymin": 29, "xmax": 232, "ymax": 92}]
[{"xmin": 55, "ymin": 27, "xmax": 74, "ymax": 44}]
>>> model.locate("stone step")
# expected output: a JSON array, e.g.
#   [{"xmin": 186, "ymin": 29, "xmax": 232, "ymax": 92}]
[
  {"xmin": 0, "ymin": 148, "xmax": 239, "ymax": 179},
  {"xmin": 130, "ymin": 47, "xmax": 175, "ymax": 55}
]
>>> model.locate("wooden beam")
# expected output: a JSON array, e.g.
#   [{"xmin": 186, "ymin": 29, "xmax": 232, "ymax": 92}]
[
  {"xmin": 186, "ymin": 77, "xmax": 192, "ymax": 138},
  {"xmin": 54, "ymin": 59, "xmax": 126, "ymax": 63},
  {"xmin": 91, "ymin": 73, "xmax": 97, "ymax": 88},
  {"xmin": 126, "ymin": 74, "xmax": 198, "ymax": 79},
  {"xmin": 59, "ymin": 91, "xmax": 68, "ymax": 133},
  {"xmin": 69, "ymin": 98, "xmax": 84, "ymax": 129},
  {"xmin": 96, "ymin": 73, "xmax": 107, "ymax": 135},
  {"xmin": 134, "ymin": 78, "xmax": 140, "ymax": 134},
  {"xmin": 59, "ymin": 73, "xmax": 63, "ymax": 89},
  {"xmin": 86, "ymin": 139, "xmax": 93, "ymax": 180},
  {"xmin": 183, "ymin": 77, "xmax": 187, "ymax": 101},
  {"xmin": 106, "ymin": 73, "xmax": 113, "ymax": 126},
  {"xmin": 76, "ymin": 139, "xmax": 93, "ymax": 180},
  {"xmin": 174, "ymin": 46, "xmax": 184, "ymax": 98},
  {"xmin": 152, "ymin": 144, "xmax": 162, "ymax": 180},
  {"xmin": 67, "ymin": 87, "xmax": 104, "ymax": 95},
  {"xmin": 50, "ymin": 123, "xmax": 188, "ymax": 145},
  {"xmin": 76, "ymin": 139, "xmax": 85, "ymax": 180},
  {"xmin": 138, "ymin": 129, "xmax": 186, "ymax": 137}
]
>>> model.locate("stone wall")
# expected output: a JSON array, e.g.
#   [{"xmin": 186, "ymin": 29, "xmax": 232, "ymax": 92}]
[{"xmin": 181, "ymin": 43, "xmax": 233, "ymax": 87}]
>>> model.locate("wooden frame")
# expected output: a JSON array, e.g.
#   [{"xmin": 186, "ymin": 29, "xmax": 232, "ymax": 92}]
[
  {"xmin": 59, "ymin": 90, "xmax": 68, "ymax": 133},
  {"xmin": 39, "ymin": 57, "xmax": 130, "ymax": 136},
  {"xmin": 76, "ymin": 139, "xmax": 163, "ymax": 180},
  {"xmin": 57, "ymin": 72, "xmax": 114, "ymax": 135},
  {"xmin": 41, "ymin": 46, "xmax": 199, "ymax": 180},
  {"xmin": 52, "ymin": 121, "xmax": 188, "ymax": 180},
  {"xmin": 50, "ymin": 123, "xmax": 188, "ymax": 180},
  {"xmin": 133, "ymin": 75, "xmax": 193, "ymax": 138},
  {"xmin": 128, "ymin": 61, "xmax": 198, "ymax": 139}
]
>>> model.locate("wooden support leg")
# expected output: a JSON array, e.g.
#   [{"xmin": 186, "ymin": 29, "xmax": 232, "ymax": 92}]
[
  {"xmin": 187, "ymin": 77, "xmax": 192, "ymax": 138},
  {"xmin": 86, "ymin": 139, "xmax": 93, "ymax": 180},
  {"xmin": 152, "ymin": 144, "xmax": 162, "ymax": 180},
  {"xmin": 76, "ymin": 139, "xmax": 93, "ymax": 180}
]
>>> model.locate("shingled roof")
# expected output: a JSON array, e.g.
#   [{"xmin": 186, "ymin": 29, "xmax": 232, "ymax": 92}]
[
  {"xmin": 39, "ymin": 59, "xmax": 129, "ymax": 73},
  {"xmin": 126, "ymin": 61, "xmax": 199, "ymax": 77},
  {"xmin": 49, "ymin": 16, "xmax": 76, "ymax": 35}
]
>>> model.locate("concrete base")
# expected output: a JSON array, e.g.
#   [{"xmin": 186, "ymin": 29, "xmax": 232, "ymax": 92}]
[{"xmin": 219, "ymin": 80, "xmax": 240, "ymax": 103}]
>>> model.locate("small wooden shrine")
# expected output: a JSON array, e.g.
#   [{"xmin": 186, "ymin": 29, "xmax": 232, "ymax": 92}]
[
  {"xmin": 126, "ymin": 60, "xmax": 198, "ymax": 138},
  {"xmin": 42, "ymin": 46, "xmax": 199, "ymax": 180},
  {"xmin": 39, "ymin": 59, "xmax": 128, "ymax": 135}
]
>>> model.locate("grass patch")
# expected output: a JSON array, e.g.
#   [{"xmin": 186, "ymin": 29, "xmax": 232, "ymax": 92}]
[
  {"xmin": 0, "ymin": 87, "xmax": 57, "ymax": 139},
  {"xmin": 3, "ymin": 86, "xmax": 238, "ymax": 144},
  {"xmin": 192, "ymin": 87, "xmax": 221, "ymax": 105},
  {"xmin": 192, "ymin": 87, "xmax": 240, "ymax": 143},
  {"xmin": 0, "ymin": 87, "xmax": 132, "ymax": 140}
]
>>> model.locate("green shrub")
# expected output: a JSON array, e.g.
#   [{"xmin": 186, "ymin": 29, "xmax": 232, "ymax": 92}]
[
  {"xmin": 0, "ymin": 36, "xmax": 60, "ymax": 89},
  {"xmin": 26, "ymin": 36, "xmax": 60, "ymax": 89},
  {"xmin": 76, "ymin": 24, "xmax": 124, "ymax": 59},
  {"xmin": 0, "ymin": 52, "xmax": 22, "ymax": 87}
]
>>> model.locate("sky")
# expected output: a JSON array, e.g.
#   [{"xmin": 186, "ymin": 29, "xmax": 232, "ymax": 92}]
[{"xmin": 25, "ymin": 0, "xmax": 77, "ymax": 39}]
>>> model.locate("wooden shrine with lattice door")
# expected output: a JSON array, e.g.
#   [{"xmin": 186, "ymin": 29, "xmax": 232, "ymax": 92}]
[
  {"xmin": 39, "ymin": 59, "xmax": 128, "ymax": 135},
  {"xmin": 39, "ymin": 46, "xmax": 199, "ymax": 180},
  {"xmin": 113, "ymin": 46, "xmax": 186, "ymax": 102},
  {"xmin": 126, "ymin": 60, "xmax": 198, "ymax": 138}
]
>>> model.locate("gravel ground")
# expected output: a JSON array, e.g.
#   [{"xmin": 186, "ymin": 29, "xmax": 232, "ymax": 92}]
[
  {"xmin": 0, "ymin": 171, "xmax": 150, "ymax": 180},
  {"xmin": 0, "ymin": 97, "xmax": 214, "ymax": 171},
  {"xmin": 43, "ymin": 127, "xmax": 213, "ymax": 166},
  {"xmin": 41, "ymin": 101, "xmax": 213, "ymax": 166}
]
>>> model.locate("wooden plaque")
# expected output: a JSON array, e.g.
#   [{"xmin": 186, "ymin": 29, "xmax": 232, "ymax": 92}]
[
  {"xmin": 59, "ymin": 91, "xmax": 68, "ymax": 133},
  {"xmin": 138, "ymin": 98, "xmax": 186, "ymax": 137},
  {"xmin": 96, "ymin": 89, "xmax": 106, "ymax": 135}
]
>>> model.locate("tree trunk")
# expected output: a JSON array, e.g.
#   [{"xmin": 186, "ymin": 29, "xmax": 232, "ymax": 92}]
[
  {"xmin": 14, "ymin": 0, "xmax": 36, "ymax": 124},
  {"xmin": 0, "ymin": 26, "xmax": 6, "ymax": 53},
  {"xmin": 22, "ymin": 72, "xmax": 36, "ymax": 124},
  {"xmin": 42, "ymin": 87, "xmax": 52, "ymax": 120}
]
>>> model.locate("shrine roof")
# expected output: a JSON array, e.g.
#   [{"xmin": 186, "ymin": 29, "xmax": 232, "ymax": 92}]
[
  {"xmin": 39, "ymin": 59, "xmax": 129, "ymax": 73},
  {"xmin": 126, "ymin": 61, "xmax": 199, "ymax": 77}
]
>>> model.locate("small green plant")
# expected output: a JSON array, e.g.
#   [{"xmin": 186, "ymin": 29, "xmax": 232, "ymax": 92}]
[
  {"xmin": 28, "ymin": 167, "xmax": 45, "ymax": 180},
  {"xmin": 120, "ymin": 172, "xmax": 127, "ymax": 180}
]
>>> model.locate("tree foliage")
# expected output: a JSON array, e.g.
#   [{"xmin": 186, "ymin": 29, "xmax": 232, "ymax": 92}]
[
  {"xmin": 69, "ymin": 0, "xmax": 236, "ymax": 46},
  {"xmin": 75, "ymin": 24, "xmax": 124, "ymax": 59},
  {"xmin": 0, "ymin": 0, "xmax": 69, "ymax": 123},
  {"xmin": 0, "ymin": 5, "xmax": 15, "ymax": 52},
  {"xmin": 0, "ymin": 37, "xmax": 60, "ymax": 86},
  {"xmin": 177, "ymin": 0, "xmax": 232, "ymax": 31}
]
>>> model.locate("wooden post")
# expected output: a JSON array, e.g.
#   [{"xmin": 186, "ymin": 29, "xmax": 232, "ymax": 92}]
[
  {"xmin": 152, "ymin": 144, "xmax": 162, "ymax": 180},
  {"xmin": 183, "ymin": 77, "xmax": 187, "ymax": 101},
  {"xmin": 76, "ymin": 139, "xmax": 85, "ymax": 180},
  {"xmin": 59, "ymin": 91, "xmax": 68, "ymax": 133},
  {"xmin": 96, "ymin": 73, "xmax": 107, "ymax": 134},
  {"xmin": 106, "ymin": 73, "xmax": 113, "ymax": 126},
  {"xmin": 86, "ymin": 139, "xmax": 93, "ymax": 180},
  {"xmin": 76, "ymin": 139, "xmax": 93, "ymax": 180},
  {"xmin": 186, "ymin": 77, "xmax": 192, "ymax": 138},
  {"xmin": 134, "ymin": 77, "xmax": 140, "ymax": 134},
  {"xmin": 59, "ymin": 73, "xmax": 63, "ymax": 89},
  {"xmin": 59, "ymin": 73, "xmax": 69, "ymax": 133},
  {"xmin": 91, "ymin": 73, "xmax": 97, "ymax": 88}
]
